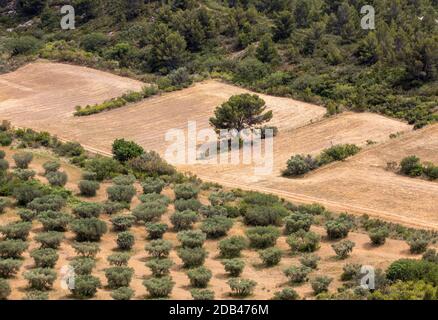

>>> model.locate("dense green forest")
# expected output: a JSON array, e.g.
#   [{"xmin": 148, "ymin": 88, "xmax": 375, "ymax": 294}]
[{"xmin": 1, "ymin": 0, "xmax": 437, "ymax": 127}]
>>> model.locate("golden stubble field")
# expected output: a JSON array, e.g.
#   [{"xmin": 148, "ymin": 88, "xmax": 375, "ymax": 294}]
[{"xmin": 1, "ymin": 61, "xmax": 437, "ymax": 229}]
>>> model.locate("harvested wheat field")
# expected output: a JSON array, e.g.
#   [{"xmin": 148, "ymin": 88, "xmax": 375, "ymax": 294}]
[
  {"xmin": 0, "ymin": 147, "xmax": 429, "ymax": 300},
  {"xmin": 1, "ymin": 61, "xmax": 437, "ymax": 230}
]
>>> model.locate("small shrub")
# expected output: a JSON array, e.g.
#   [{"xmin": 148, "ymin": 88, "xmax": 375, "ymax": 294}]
[
  {"xmin": 104, "ymin": 266, "xmax": 134, "ymax": 289},
  {"xmin": 0, "ymin": 159, "xmax": 9, "ymax": 172},
  {"xmin": 138, "ymin": 193, "xmax": 170, "ymax": 206},
  {"xmin": 209, "ymin": 191, "xmax": 235, "ymax": 206},
  {"xmin": 284, "ymin": 266, "xmax": 311, "ymax": 284},
  {"xmin": 218, "ymin": 236, "xmax": 248, "ymax": 258},
  {"xmin": 13, "ymin": 169, "xmax": 36, "ymax": 181},
  {"xmin": 228, "ymin": 278, "xmax": 256, "ymax": 297},
  {"xmin": 407, "ymin": 233, "xmax": 430, "ymax": 254},
  {"xmin": 146, "ymin": 223, "xmax": 168, "ymax": 239},
  {"xmin": 0, "ymin": 221, "xmax": 32, "ymax": 240},
  {"xmin": 13, "ymin": 152, "xmax": 33, "ymax": 169},
  {"xmin": 170, "ymin": 210, "xmax": 198, "ymax": 231},
  {"xmin": 142, "ymin": 178, "xmax": 165, "ymax": 194},
  {"xmin": 146, "ymin": 258, "xmax": 173, "ymax": 277},
  {"xmin": 23, "ymin": 290, "xmax": 48, "ymax": 300},
  {"xmin": 0, "ymin": 133, "xmax": 12, "ymax": 147},
  {"xmin": 70, "ymin": 218, "xmax": 108, "ymax": 242},
  {"xmin": 246, "ymin": 226, "xmax": 280, "ymax": 249},
  {"xmin": 423, "ymin": 162, "xmax": 438, "ymax": 180},
  {"xmin": 78, "ymin": 180, "xmax": 100, "ymax": 197},
  {"xmin": 191, "ymin": 289, "xmax": 215, "ymax": 300},
  {"xmin": 102, "ymin": 201, "xmax": 127, "ymax": 215},
  {"xmin": 0, "ymin": 239, "xmax": 28, "ymax": 258},
  {"xmin": 30, "ymin": 248, "xmax": 59, "ymax": 268},
  {"xmin": 318, "ymin": 144, "xmax": 361, "ymax": 165},
  {"xmin": 82, "ymin": 171, "xmax": 97, "ymax": 181},
  {"xmin": 325, "ymin": 219, "xmax": 352, "ymax": 240},
  {"xmin": 422, "ymin": 249, "xmax": 438, "ymax": 263},
  {"xmin": 71, "ymin": 275, "xmax": 101, "ymax": 299},
  {"xmin": 145, "ymin": 239, "xmax": 172, "ymax": 258},
  {"xmin": 187, "ymin": 266, "xmax": 212, "ymax": 288},
  {"xmin": 72, "ymin": 202, "xmax": 103, "ymax": 218},
  {"xmin": 24, "ymin": 268, "xmax": 57, "ymax": 290},
  {"xmin": 116, "ymin": 231, "xmax": 135, "ymax": 250},
  {"xmin": 341, "ymin": 263, "xmax": 362, "ymax": 281},
  {"xmin": 132, "ymin": 202, "xmax": 167, "ymax": 223},
  {"xmin": 112, "ymin": 139, "xmax": 144, "ymax": 162},
  {"xmin": 299, "ymin": 254, "xmax": 320, "ymax": 269},
  {"xmin": 259, "ymin": 247, "xmax": 282, "ymax": 266},
  {"xmin": 311, "ymin": 276, "xmax": 333, "ymax": 295},
  {"xmin": 111, "ymin": 287, "xmax": 134, "ymax": 300},
  {"xmin": 70, "ymin": 257, "xmax": 96, "ymax": 275},
  {"xmin": 177, "ymin": 230, "xmax": 206, "ymax": 248},
  {"xmin": 0, "ymin": 259, "xmax": 22, "ymax": 278},
  {"xmin": 46, "ymin": 171, "xmax": 68, "ymax": 187},
  {"xmin": 283, "ymin": 154, "xmax": 319, "ymax": 177},
  {"xmin": 200, "ymin": 216, "xmax": 233, "ymax": 238},
  {"xmin": 199, "ymin": 205, "xmax": 228, "ymax": 218},
  {"xmin": 174, "ymin": 199, "xmax": 202, "ymax": 212},
  {"xmin": 107, "ymin": 253, "xmax": 130, "ymax": 267},
  {"xmin": 112, "ymin": 175, "xmax": 136, "ymax": 186},
  {"xmin": 0, "ymin": 279, "xmax": 11, "ymax": 300},
  {"xmin": 400, "ymin": 155, "xmax": 423, "ymax": 177},
  {"xmin": 110, "ymin": 214, "xmax": 136, "ymax": 231},
  {"xmin": 72, "ymin": 242, "xmax": 101, "ymax": 258},
  {"xmin": 174, "ymin": 183, "xmax": 199, "ymax": 200},
  {"xmin": 177, "ymin": 247, "xmax": 208, "ymax": 268},
  {"xmin": 38, "ymin": 211, "xmax": 72, "ymax": 232},
  {"xmin": 143, "ymin": 276, "xmax": 175, "ymax": 298},
  {"xmin": 243, "ymin": 205, "xmax": 288, "ymax": 227},
  {"xmin": 284, "ymin": 212, "xmax": 313, "ymax": 234},
  {"xmin": 272, "ymin": 287, "xmax": 299, "ymax": 300},
  {"xmin": 222, "ymin": 259, "xmax": 245, "ymax": 277},
  {"xmin": 34, "ymin": 232, "xmax": 63, "ymax": 249},
  {"xmin": 107, "ymin": 184, "xmax": 137, "ymax": 203},
  {"xmin": 18, "ymin": 209, "xmax": 37, "ymax": 222},
  {"xmin": 332, "ymin": 240, "xmax": 355, "ymax": 259},
  {"xmin": 42, "ymin": 161, "xmax": 60, "ymax": 175},
  {"xmin": 368, "ymin": 227, "xmax": 389, "ymax": 246},
  {"xmin": 28, "ymin": 195, "xmax": 66, "ymax": 213}
]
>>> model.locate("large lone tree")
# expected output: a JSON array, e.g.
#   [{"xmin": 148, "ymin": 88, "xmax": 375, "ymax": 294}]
[{"xmin": 209, "ymin": 94, "xmax": 273, "ymax": 132}]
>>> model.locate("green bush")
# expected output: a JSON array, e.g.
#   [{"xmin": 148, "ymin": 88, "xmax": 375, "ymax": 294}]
[
  {"xmin": 368, "ymin": 227, "xmax": 389, "ymax": 246},
  {"xmin": 200, "ymin": 216, "xmax": 233, "ymax": 238},
  {"xmin": 174, "ymin": 183, "xmax": 199, "ymax": 200},
  {"xmin": 111, "ymin": 214, "xmax": 136, "ymax": 231},
  {"xmin": 311, "ymin": 276, "xmax": 333, "ymax": 295},
  {"xmin": 70, "ymin": 218, "xmax": 108, "ymax": 242},
  {"xmin": 407, "ymin": 233, "xmax": 430, "ymax": 254},
  {"xmin": 0, "ymin": 159, "xmax": 9, "ymax": 172},
  {"xmin": 218, "ymin": 236, "xmax": 248, "ymax": 258},
  {"xmin": 72, "ymin": 241, "xmax": 100, "ymax": 258},
  {"xmin": 111, "ymin": 287, "xmax": 134, "ymax": 300},
  {"xmin": 13, "ymin": 169, "xmax": 36, "ymax": 181},
  {"xmin": 299, "ymin": 254, "xmax": 320, "ymax": 269},
  {"xmin": 132, "ymin": 202, "xmax": 167, "ymax": 223},
  {"xmin": 141, "ymin": 178, "xmax": 165, "ymax": 194},
  {"xmin": 38, "ymin": 211, "xmax": 72, "ymax": 232},
  {"xmin": 177, "ymin": 230, "xmax": 206, "ymax": 248},
  {"xmin": 13, "ymin": 152, "xmax": 33, "ymax": 169},
  {"xmin": 423, "ymin": 162, "xmax": 438, "ymax": 180},
  {"xmin": 177, "ymin": 247, "xmax": 207, "ymax": 268},
  {"xmin": 143, "ymin": 276, "xmax": 174, "ymax": 298},
  {"xmin": 72, "ymin": 202, "xmax": 103, "ymax": 218},
  {"xmin": 107, "ymin": 253, "xmax": 130, "ymax": 267},
  {"xmin": 18, "ymin": 209, "xmax": 37, "ymax": 222},
  {"xmin": 0, "ymin": 221, "xmax": 32, "ymax": 240},
  {"xmin": 71, "ymin": 275, "xmax": 101, "ymax": 299},
  {"xmin": 243, "ymin": 205, "xmax": 288, "ymax": 226},
  {"xmin": 42, "ymin": 161, "xmax": 60, "ymax": 175},
  {"xmin": 0, "ymin": 239, "xmax": 29, "ymax": 258},
  {"xmin": 82, "ymin": 171, "xmax": 97, "ymax": 181},
  {"xmin": 284, "ymin": 212, "xmax": 314, "ymax": 234},
  {"xmin": 146, "ymin": 223, "xmax": 168, "ymax": 239},
  {"xmin": 170, "ymin": 210, "xmax": 198, "ymax": 231},
  {"xmin": 242, "ymin": 192, "xmax": 280, "ymax": 206},
  {"xmin": 13, "ymin": 183, "xmax": 43, "ymax": 206},
  {"xmin": 187, "ymin": 266, "xmax": 212, "ymax": 288},
  {"xmin": 104, "ymin": 266, "xmax": 134, "ymax": 289},
  {"xmin": 0, "ymin": 259, "xmax": 22, "ymax": 278},
  {"xmin": 85, "ymin": 157, "xmax": 122, "ymax": 181},
  {"xmin": 259, "ymin": 247, "xmax": 282, "ymax": 266},
  {"xmin": 113, "ymin": 175, "xmax": 136, "ymax": 186},
  {"xmin": 78, "ymin": 180, "xmax": 100, "ymax": 197},
  {"xmin": 30, "ymin": 248, "xmax": 59, "ymax": 268},
  {"xmin": 325, "ymin": 218, "xmax": 352, "ymax": 240},
  {"xmin": 174, "ymin": 199, "xmax": 202, "ymax": 212},
  {"xmin": 199, "ymin": 205, "xmax": 228, "ymax": 218},
  {"xmin": 341, "ymin": 263, "xmax": 362, "ymax": 281},
  {"xmin": 400, "ymin": 155, "xmax": 423, "ymax": 177},
  {"xmin": 318, "ymin": 144, "xmax": 361, "ymax": 165},
  {"xmin": 145, "ymin": 239, "xmax": 172, "ymax": 258},
  {"xmin": 54, "ymin": 141, "xmax": 84, "ymax": 157},
  {"xmin": 222, "ymin": 259, "xmax": 245, "ymax": 277},
  {"xmin": 34, "ymin": 231, "xmax": 63, "ymax": 249},
  {"xmin": 117, "ymin": 231, "xmax": 135, "ymax": 250},
  {"xmin": 102, "ymin": 201, "xmax": 127, "ymax": 215},
  {"xmin": 246, "ymin": 226, "xmax": 280, "ymax": 248},
  {"xmin": 227, "ymin": 278, "xmax": 256, "ymax": 297},
  {"xmin": 0, "ymin": 133, "xmax": 12, "ymax": 147},
  {"xmin": 24, "ymin": 268, "xmax": 57, "ymax": 290},
  {"xmin": 422, "ymin": 249, "xmax": 438, "ymax": 263},
  {"xmin": 209, "ymin": 191, "xmax": 235, "ymax": 206},
  {"xmin": 6, "ymin": 35, "xmax": 41, "ymax": 56},
  {"xmin": 107, "ymin": 184, "xmax": 136, "ymax": 203},
  {"xmin": 283, "ymin": 154, "xmax": 319, "ymax": 177},
  {"xmin": 386, "ymin": 259, "xmax": 438, "ymax": 285},
  {"xmin": 138, "ymin": 193, "xmax": 170, "ymax": 206},
  {"xmin": 112, "ymin": 139, "xmax": 144, "ymax": 162},
  {"xmin": 272, "ymin": 287, "xmax": 300, "ymax": 300},
  {"xmin": 146, "ymin": 258, "xmax": 173, "ymax": 277},
  {"xmin": 28, "ymin": 195, "xmax": 66, "ymax": 213},
  {"xmin": 23, "ymin": 290, "xmax": 48, "ymax": 300},
  {"xmin": 127, "ymin": 151, "xmax": 176, "ymax": 177},
  {"xmin": 190, "ymin": 288, "xmax": 215, "ymax": 300},
  {"xmin": 0, "ymin": 150, "xmax": 5, "ymax": 159},
  {"xmin": 46, "ymin": 171, "xmax": 68, "ymax": 187},
  {"xmin": 0, "ymin": 278, "xmax": 10, "ymax": 300},
  {"xmin": 70, "ymin": 257, "xmax": 96, "ymax": 275},
  {"xmin": 284, "ymin": 266, "xmax": 311, "ymax": 284},
  {"xmin": 331, "ymin": 240, "xmax": 355, "ymax": 259}
]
